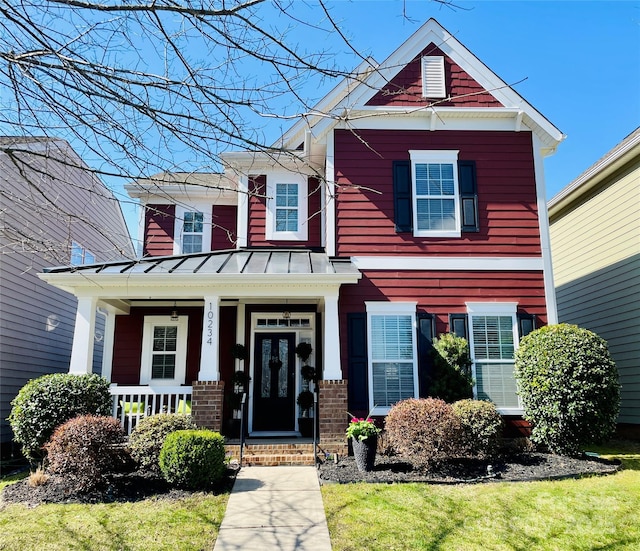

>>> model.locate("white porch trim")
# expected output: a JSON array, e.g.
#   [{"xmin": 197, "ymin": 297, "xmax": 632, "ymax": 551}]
[
  {"xmin": 323, "ymin": 291, "xmax": 342, "ymax": 380},
  {"xmin": 199, "ymin": 296, "xmax": 221, "ymax": 381},
  {"xmin": 69, "ymin": 296, "xmax": 97, "ymax": 374}
]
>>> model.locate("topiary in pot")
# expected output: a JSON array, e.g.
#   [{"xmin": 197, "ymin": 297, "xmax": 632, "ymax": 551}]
[
  {"xmin": 514, "ymin": 324, "xmax": 620, "ymax": 456},
  {"xmin": 9, "ymin": 373, "xmax": 112, "ymax": 461},
  {"xmin": 295, "ymin": 342, "xmax": 313, "ymax": 362}
]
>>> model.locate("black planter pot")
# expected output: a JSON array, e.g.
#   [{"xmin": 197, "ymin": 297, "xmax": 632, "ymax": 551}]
[
  {"xmin": 298, "ymin": 417, "xmax": 313, "ymax": 438},
  {"xmin": 351, "ymin": 435, "xmax": 377, "ymax": 472}
]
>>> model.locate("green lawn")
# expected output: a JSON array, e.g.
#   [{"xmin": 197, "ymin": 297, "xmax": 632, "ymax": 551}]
[
  {"xmin": 322, "ymin": 441, "xmax": 640, "ymax": 551},
  {"xmin": 0, "ymin": 472, "xmax": 229, "ymax": 551}
]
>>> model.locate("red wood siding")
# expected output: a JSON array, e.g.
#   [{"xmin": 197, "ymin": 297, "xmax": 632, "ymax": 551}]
[
  {"xmin": 334, "ymin": 129, "xmax": 541, "ymax": 257},
  {"xmin": 111, "ymin": 306, "xmax": 203, "ymax": 385},
  {"xmin": 143, "ymin": 204, "xmax": 175, "ymax": 257},
  {"xmin": 248, "ymin": 175, "xmax": 322, "ymax": 247},
  {"xmin": 338, "ymin": 269, "xmax": 548, "ymax": 378},
  {"xmin": 212, "ymin": 205, "xmax": 237, "ymax": 250},
  {"xmin": 366, "ymin": 45, "xmax": 503, "ymax": 107}
]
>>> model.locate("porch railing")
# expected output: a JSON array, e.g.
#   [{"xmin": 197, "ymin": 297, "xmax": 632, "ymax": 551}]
[{"xmin": 109, "ymin": 385, "xmax": 193, "ymax": 435}]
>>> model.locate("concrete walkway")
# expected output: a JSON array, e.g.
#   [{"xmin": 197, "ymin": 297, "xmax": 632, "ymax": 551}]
[{"xmin": 213, "ymin": 466, "xmax": 332, "ymax": 551}]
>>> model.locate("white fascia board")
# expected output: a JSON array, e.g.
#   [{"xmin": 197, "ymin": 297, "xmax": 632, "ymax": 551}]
[
  {"xmin": 275, "ymin": 58, "xmax": 379, "ymax": 150},
  {"xmin": 352, "ymin": 256, "xmax": 544, "ymax": 271},
  {"xmin": 548, "ymin": 128, "xmax": 640, "ymax": 213},
  {"xmin": 38, "ymin": 272, "xmax": 362, "ymax": 299},
  {"xmin": 220, "ymin": 150, "xmax": 323, "ymax": 176}
]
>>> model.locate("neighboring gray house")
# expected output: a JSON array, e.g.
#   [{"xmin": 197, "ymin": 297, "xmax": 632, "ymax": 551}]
[
  {"xmin": 0, "ymin": 137, "xmax": 134, "ymax": 455},
  {"xmin": 549, "ymin": 127, "xmax": 640, "ymax": 435}
]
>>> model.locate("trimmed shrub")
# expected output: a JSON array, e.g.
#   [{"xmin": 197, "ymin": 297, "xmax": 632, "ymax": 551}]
[
  {"xmin": 45, "ymin": 415, "xmax": 127, "ymax": 492},
  {"xmin": 159, "ymin": 430, "xmax": 226, "ymax": 489},
  {"xmin": 428, "ymin": 333, "xmax": 473, "ymax": 403},
  {"xmin": 452, "ymin": 399, "xmax": 503, "ymax": 458},
  {"xmin": 128, "ymin": 413, "xmax": 197, "ymax": 474},
  {"xmin": 8, "ymin": 373, "xmax": 112, "ymax": 460},
  {"xmin": 514, "ymin": 324, "xmax": 620, "ymax": 456},
  {"xmin": 385, "ymin": 398, "xmax": 463, "ymax": 470}
]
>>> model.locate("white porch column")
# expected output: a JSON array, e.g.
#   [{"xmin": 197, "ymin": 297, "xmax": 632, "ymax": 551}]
[
  {"xmin": 100, "ymin": 308, "xmax": 116, "ymax": 382},
  {"xmin": 198, "ymin": 296, "xmax": 220, "ymax": 381},
  {"xmin": 69, "ymin": 296, "xmax": 98, "ymax": 374},
  {"xmin": 323, "ymin": 291, "xmax": 342, "ymax": 380}
]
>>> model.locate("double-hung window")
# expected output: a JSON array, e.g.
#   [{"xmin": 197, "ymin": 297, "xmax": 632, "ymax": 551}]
[
  {"xmin": 182, "ymin": 211, "xmax": 204, "ymax": 253},
  {"xmin": 467, "ymin": 302, "xmax": 520, "ymax": 412},
  {"xmin": 266, "ymin": 174, "xmax": 307, "ymax": 241},
  {"xmin": 174, "ymin": 205, "xmax": 212, "ymax": 255},
  {"xmin": 140, "ymin": 316, "xmax": 188, "ymax": 385},
  {"xmin": 409, "ymin": 150, "xmax": 461, "ymax": 238},
  {"xmin": 366, "ymin": 302, "xmax": 418, "ymax": 415}
]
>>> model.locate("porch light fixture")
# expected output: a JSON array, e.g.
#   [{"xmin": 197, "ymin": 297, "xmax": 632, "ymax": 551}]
[
  {"xmin": 171, "ymin": 302, "xmax": 179, "ymax": 321},
  {"xmin": 282, "ymin": 310, "xmax": 291, "ymax": 320}
]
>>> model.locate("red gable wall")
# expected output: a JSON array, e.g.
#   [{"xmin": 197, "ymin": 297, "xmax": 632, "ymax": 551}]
[
  {"xmin": 248, "ymin": 175, "xmax": 323, "ymax": 248},
  {"xmin": 334, "ymin": 129, "xmax": 541, "ymax": 257},
  {"xmin": 366, "ymin": 45, "xmax": 503, "ymax": 107},
  {"xmin": 143, "ymin": 204, "xmax": 175, "ymax": 257}
]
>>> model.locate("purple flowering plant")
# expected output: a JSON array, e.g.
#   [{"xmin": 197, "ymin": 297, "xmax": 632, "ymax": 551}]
[{"xmin": 346, "ymin": 412, "xmax": 381, "ymax": 442}]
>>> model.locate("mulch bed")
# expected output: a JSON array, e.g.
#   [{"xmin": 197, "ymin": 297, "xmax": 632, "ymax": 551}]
[
  {"xmin": 1, "ymin": 466, "xmax": 239, "ymax": 508},
  {"xmin": 2, "ymin": 453, "xmax": 621, "ymax": 507},
  {"xmin": 317, "ymin": 452, "xmax": 621, "ymax": 485}
]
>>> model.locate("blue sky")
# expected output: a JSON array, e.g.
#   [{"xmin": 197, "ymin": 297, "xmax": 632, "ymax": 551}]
[{"xmin": 118, "ymin": 0, "xmax": 640, "ymax": 241}]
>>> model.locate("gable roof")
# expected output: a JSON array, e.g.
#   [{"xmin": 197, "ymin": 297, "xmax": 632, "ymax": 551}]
[
  {"xmin": 280, "ymin": 18, "xmax": 564, "ymax": 154},
  {"xmin": 548, "ymin": 126, "xmax": 640, "ymax": 215}
]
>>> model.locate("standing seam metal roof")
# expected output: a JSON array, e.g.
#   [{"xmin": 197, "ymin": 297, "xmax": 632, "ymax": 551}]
[{"xmin": 43, "ymin": 249, "xmax": 360, "ymax": 277}]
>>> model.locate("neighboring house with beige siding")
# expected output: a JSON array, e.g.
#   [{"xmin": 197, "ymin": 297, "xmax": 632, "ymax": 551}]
[
  {"xmin": 0, "ymin": 137, "xmax": 134, "ymax": 455},
  {"xmin": 548, "ymin": 127, "xmax": 640, "ymax": 431}
]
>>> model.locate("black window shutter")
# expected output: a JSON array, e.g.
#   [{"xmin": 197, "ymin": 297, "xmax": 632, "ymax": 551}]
[
  {"xmin": 347, "ymin": 312, "xmax": 369, "ymax": 411},
  {"xmin": 449, "ymin": 313, "xmax": 469, "ymax": 340},
  {"xmin": 393, "ymin": 160, "xmax": 413, "ymax": 233},
  {"xmin": 458, "ymin": 160, "xmax": 479, "ymax": 232},
  {"xmin": 517, "ymin": 314, "xmax": 536, "ymax": 338},
  {"xmin": 417, "ymin": 312, "xmax": 436, "ymax": 398}
]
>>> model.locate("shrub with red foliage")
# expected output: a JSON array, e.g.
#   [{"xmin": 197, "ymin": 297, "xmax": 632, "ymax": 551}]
[
  {"xmin": 384, "ymin": 398, "xmax": 463, "ymax": 470},
  {"xmin": 45, "ymin": 415, "xmax": 128, "ymax": 492}
]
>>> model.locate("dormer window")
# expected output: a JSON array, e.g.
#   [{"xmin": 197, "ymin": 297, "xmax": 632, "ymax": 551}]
[
  {"xmin": 421, "ymin": 56, "xmax": 446, "ymax": 98},
  {"xmin": 173, "ymin": 204, "xmax": 212, "ymax": 255}
]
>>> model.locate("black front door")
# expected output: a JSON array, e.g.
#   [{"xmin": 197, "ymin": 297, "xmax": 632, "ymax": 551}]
[{"xmin": 253, "ymin": 333, "xmax": 296, "ymax": 432}]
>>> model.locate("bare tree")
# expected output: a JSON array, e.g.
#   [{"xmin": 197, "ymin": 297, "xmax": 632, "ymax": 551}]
[{"xmin": 0, "ymin": 0, "xmax": 454, "ymax": 259}]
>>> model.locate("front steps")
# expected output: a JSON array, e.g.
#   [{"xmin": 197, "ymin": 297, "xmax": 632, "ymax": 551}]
[{"xmin": 226, "ymin": 440, "xmax": 317, "ymax": 466}]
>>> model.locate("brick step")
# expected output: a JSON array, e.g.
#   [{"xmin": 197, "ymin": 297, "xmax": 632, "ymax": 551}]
[{"xmin": 225, "ymin": 442, "xmax": 319, "ymax": 466}]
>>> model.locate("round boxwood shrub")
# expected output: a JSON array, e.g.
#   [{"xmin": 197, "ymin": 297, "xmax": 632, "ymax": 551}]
[
  {"xmin": 452, "ymin": 399, "xmax": 503, "ymax": 458},
  {"xmin": 128, "ymin": 413, "xmax": 197, "ymax": 474},
  {"xmin": 159, "ymin": 430, "xmax": 226, "ymax": 489},
  {"xmin": 45, "ymin": 415, "xmax": 127, "ymax": 492},
  {"xmin": 8, "ymin": 373, "xmax": 112, "ymax": 460},
  {"xmin": 385, "ymin": 398, "xmax": 463, "ymax": 470},
  {"xmin": 514, "ymin": 324, "xmax": 620, "ymax": 456}
]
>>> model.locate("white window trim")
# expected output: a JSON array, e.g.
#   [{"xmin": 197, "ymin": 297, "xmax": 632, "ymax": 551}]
[
  {"xmin": 265, "ymin": 173, "xmax": 308, "ymax": 241},
  {"xmin": 365, "ymin": 301, "xmax": 418, "ymax": 416},
  {"xmin": 466, "ymin": 302, "xmax": 522, "ymax": 414},
  {"xmin": 173, "ymin": 204, "xmax": 212, "ymax": 255},
  {"xmin": 422, "ymin": 56, "xmax": 446, "ymax": 98},
  {"xmin": 409, "ymin": 150, "xmax": 461, "ymax": 238},
  {"xmin": 70, "ymin": 241, "xmax": 95, "ymax": 265},
  {"xmin": 140, "ymin": 315, "xmax": 189, "ymax": 386}
]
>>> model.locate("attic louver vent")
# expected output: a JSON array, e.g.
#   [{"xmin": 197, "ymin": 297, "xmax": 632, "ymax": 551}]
[{"xmin": 422, "ymin": 56, "xmax": 446, "ymax": 99}]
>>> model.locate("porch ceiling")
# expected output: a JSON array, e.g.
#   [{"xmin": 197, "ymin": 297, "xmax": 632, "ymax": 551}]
[{"xmin": 39, "ymin": 248, "xmax": 362, "ymax": 297}]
